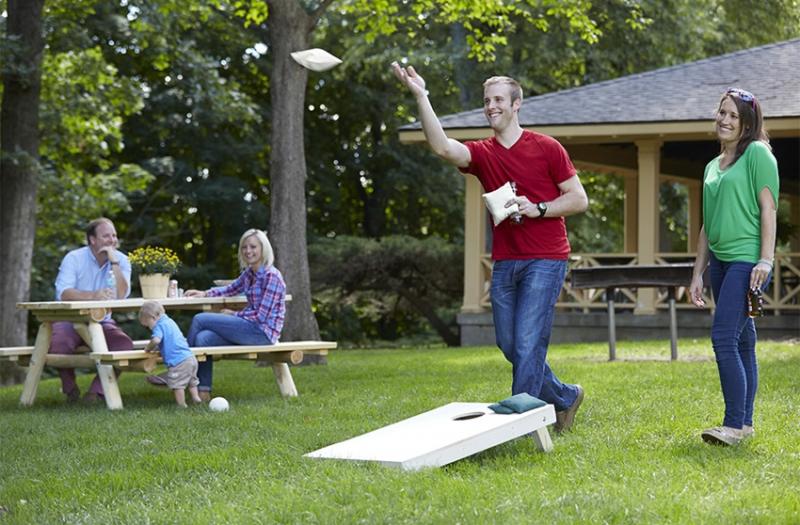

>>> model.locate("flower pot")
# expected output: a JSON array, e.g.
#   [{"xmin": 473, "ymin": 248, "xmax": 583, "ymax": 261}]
[{"xmin": 139, "ymin": 273, "xmax": 171, "ymax": 299}]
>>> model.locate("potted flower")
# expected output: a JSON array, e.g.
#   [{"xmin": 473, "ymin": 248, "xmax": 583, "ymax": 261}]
[{"xmin": 128, "ymin": 246, "xmax": 181, "ymax": 299}]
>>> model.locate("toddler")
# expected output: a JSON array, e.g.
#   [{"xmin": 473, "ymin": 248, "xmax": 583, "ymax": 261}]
[{"xmin": 139, "ymin": 300, "xmax": 202, "ymax": 407}]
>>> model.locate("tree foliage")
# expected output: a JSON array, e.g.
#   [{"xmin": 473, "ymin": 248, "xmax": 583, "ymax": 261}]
[
  {"xmin": 309, "ymin": 235, "xmax": 463, "ymax": 346},
  {"xmin": 2, "ymin": 0, "xmax": 798, "ymax": 353}
]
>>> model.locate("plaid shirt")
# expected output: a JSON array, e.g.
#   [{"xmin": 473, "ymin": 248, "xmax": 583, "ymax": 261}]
[{"xmin": 207, "ymin": 265, "xmax": 286, "ymax": 343}]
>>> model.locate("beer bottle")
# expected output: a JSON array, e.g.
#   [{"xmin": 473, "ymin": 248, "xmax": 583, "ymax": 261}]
[{"xmin": 747, "ymin": 288, "xmax": 763, "ymax": 318}]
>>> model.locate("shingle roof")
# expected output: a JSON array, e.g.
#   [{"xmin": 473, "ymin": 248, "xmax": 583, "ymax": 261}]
[{"xmin": 423, "ymin": 38, "xmax": 800, "ymax": 129}]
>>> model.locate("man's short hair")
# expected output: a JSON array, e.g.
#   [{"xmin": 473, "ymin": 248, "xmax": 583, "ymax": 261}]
[
  {"xmin": 483, "ymin": 76, "xmax": 523, "ymax": 104},
  {"xmin": 140, "ymin": 300, "xmax": 164, "ymax": 319},
  {"xmin": 85, "ymin": 217, "xmax": 113, "ymax": 244}
]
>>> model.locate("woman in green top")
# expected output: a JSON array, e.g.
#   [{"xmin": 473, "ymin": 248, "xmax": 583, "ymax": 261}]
[{"xmin": 689, "ymin": 88, "xmax": 779, "ymax": 446}]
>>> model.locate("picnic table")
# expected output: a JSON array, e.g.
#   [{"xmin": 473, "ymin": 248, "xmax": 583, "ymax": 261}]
[
  {"xmin": 570, "ymin": 263, "xmax": 694, "ymax": 361},
  {"xmin": 11, "ymin": 296, "xmax": 334, "ymax": 410}
]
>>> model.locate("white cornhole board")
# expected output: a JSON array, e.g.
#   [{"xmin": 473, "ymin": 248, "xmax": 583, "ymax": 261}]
[{"xmin": 305, "ymin": 402, "xmax": 556, "ymax": 471}]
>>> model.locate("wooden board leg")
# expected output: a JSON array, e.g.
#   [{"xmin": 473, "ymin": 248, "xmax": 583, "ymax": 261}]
[
  {"xmin": 606, "ymin": 287, "xmax": 617, "ymax": 361},
  {"xmin": 73, "ymin": 323, "xmax": 92, "ymax": 346},
  {"xmin": 88, "ymin": 322, "xmax": 123, "ymax": 410},
  {"xmin": 668, "ymin": 287, "xmax": 678, "ymax": 361},
  {"xmin": 96, "ymin": 364, "xmax": 123, "ymax": 410},
  {"xmin": 20, "ymin": 323, "xmax": 53, "ymax": 406},
  {"xmin": 530, "ymin": 427, "xmax": 554, "ymax": 453},
  {"xmin": 272, "ymin": 363, "xmax": 298, "ymax": 397}
]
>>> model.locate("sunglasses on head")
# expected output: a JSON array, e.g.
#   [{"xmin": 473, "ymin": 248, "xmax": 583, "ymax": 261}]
[{"xmin": 726, "ymin": 87, "xmax": 755, "ymax": 108}]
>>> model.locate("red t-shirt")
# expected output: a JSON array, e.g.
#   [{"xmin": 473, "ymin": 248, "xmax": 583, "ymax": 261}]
[{"xmin": 460, "ymin": 130, "xmax": 576, "ymax": 260}]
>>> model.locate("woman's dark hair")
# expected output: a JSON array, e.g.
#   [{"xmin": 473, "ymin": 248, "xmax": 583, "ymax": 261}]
[{"xmin": 718, "ymin": 90, "xmax": 770, "ymax": 164}]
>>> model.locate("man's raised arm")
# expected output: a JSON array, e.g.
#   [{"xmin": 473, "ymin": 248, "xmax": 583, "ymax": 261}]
[{"xmin": 392, "ymin": 62, "xmax": 471, "ymax": 168}]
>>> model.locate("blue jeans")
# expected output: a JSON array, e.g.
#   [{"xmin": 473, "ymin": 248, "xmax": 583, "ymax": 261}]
[
  {"xmin": 708, "ymin": 254, "xmax": 769, "ymax": 428},
  {"xmin": 490, "ymin": 259, "xmax": 579, "ymax": 411},
  {"xmin": 188, "ymin": 313, "xmax": 271, "ymax": 391}
]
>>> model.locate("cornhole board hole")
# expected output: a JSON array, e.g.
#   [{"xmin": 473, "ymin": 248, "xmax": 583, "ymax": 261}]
[{"xmin": 305, "ymin": 402, "xmax": 556, "ymax": 471}]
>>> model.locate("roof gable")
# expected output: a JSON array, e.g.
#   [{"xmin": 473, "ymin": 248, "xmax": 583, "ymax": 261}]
[{"xmin": 429, "ymin": 38, "xmax": 800, "ymax": 129}]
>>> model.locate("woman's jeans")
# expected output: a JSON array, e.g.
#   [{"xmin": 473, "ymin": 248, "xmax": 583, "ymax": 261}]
[
  {"xmin": 708, "ymin": 254, "xmax": 769, "ymax": 429},
  {"xmin": 187, "ymin": 313, "xmax": 271, "ymax": 391},
  {"xmin": 490, "ymin": 259, "xmax": 579, "ymax": 411}
]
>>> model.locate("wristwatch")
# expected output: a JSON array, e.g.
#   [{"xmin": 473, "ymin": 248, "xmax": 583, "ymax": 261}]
[{"xmin": 536, "ymin": 202, "xmax": 548, "ymax": 218}]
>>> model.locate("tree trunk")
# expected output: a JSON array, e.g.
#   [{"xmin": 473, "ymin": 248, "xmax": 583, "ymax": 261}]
[
  {"xmin": 0, "ymin": 0, "xmax": 45, "ymax": 385},
  {"xmin": 266, "ymin": 0, "xmax": 321, "ymax": 349}
]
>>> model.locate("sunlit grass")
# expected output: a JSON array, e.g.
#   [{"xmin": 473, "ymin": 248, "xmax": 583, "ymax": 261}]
[{"xmin": 1, "ymin": 339, "xmax": 798, "ymax": 524}]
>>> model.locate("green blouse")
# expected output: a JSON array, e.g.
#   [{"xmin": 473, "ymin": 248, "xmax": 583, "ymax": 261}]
[{"xmin": 703, "ymin": 141, "xmax": 779, "ymax": 263}]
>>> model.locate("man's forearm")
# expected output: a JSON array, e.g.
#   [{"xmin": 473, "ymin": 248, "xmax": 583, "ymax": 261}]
[
  {"xmin": 110, "ymin": 263, "xmax": 128, "ymax": 298},
  {"xmin": 415, "ymin": 93, "xmax": 451, "ymax": 157},
  {"xmin": 61, "ymin": 289, "xmax": 98, "ymax": 301},
  {"xmin": 545, "ymin": 192, "xmax": 588, "ymax": 217}
]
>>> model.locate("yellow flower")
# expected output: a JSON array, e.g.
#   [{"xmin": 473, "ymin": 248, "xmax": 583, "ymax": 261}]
[{"xmin": 128, "ymin": 246, "xmax": 181, "ymax": 275}]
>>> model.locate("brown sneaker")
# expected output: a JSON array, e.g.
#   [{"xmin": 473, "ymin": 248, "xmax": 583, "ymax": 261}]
[
  {"xmin": 199, "ymin": 391, "xmax": 212, "ymax": 402},
  {"xmin": 554, "ymin": 385, "xmax": 584, "ymax": 433},
  {"xmin": 81, "ymin": 392, "xmax": 104, "ymax": 405},
  {"xmin": 701, "ymin": 426, "xmax": 744, "ymax": 446},
  {"xmin": 65, "ymin": 387, "xmax": 81, "ymax": 404}
]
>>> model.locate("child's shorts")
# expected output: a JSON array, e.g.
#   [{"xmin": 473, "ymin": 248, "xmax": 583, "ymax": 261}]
[{"xmin": 167, "ymin": 356, "xmax": 200, "ymax": 390}]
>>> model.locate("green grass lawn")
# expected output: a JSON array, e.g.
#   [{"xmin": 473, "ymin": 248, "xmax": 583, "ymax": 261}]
[{"xmin": 1, "ymin": 339, "xmax": 798, "ymax": 524}]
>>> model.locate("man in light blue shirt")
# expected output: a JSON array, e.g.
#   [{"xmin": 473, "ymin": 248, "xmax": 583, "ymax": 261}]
[{"xmin": 50, "ymin": 218, "xmax": 134, "ymax": 403}]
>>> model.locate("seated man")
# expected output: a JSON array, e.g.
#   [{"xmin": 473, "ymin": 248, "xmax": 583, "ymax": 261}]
[{"xmin": 50, "ymin": 217, "xmax": 134, "ymax": 403}]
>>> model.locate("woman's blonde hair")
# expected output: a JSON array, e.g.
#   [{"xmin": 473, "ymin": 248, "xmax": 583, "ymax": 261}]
[{"xmin": 238, "ymin": 229, "xmax": 274, "ymax": 269}]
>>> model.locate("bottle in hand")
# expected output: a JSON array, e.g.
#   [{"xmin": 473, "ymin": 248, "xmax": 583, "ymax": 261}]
[
  {"xmin": 509, "ymin": 182, "xmax": 524, "ymax": 225},
  {"xmin": 106, "ymin": 270, "xmax": 117, "ymax": 299},
  {"xmin": 747, "ymin": 287, "xmax": 763, "ymax": 318}
]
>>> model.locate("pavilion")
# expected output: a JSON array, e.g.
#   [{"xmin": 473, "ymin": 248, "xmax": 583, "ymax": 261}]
[{"xmin": 399, "ymin": 38, "xmax": 800, "ymax": 345}]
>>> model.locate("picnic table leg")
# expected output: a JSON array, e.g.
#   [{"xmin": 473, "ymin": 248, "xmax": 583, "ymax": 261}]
[
  {"xmin": 530, "ymin": 427, "xmax": 554, "ymax": 452},
  {"xmin": 20, "ymin": 323, "xmax": 52, "ymax": 406},
  {"xmin": 272, "ymin": 363, "xmax": 298, "ymax": 397},
  {"xmin": 606, "ymin": 287, "xmax": 617, "ymax": 361},
  {"xmin": 87, "ymin": 322, "xmax": 124, "ymax": 410},
  {"xmin": 668, "ymin": 287, "xmax": 678, "ymax": 361}
]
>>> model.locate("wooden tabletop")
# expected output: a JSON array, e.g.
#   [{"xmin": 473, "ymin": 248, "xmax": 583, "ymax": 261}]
[{"xmin": 17, "ymin": 296, "xmax": 248, "ymax": 312}]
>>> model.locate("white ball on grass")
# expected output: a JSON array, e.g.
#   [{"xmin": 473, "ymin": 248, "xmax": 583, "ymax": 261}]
[{"xmin": 209, "ymin": 397, "xmax": 229, "ymax": 412}]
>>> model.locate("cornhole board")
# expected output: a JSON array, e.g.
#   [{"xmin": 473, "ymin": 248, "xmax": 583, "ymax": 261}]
[{"xmin": 305, "ymin": 402, "xmax": 556, "ymax": 471}]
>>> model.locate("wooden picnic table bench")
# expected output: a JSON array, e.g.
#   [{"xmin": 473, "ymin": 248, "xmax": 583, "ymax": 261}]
[
  {"xmin": 0, "ymin": 340, "xmax": 150, "ymax": 368},
  {"xmin": 570, "ymin": 263, "xmax": 694, "ymax": 361},
  {"xmin": 9, "ymin": 297, "xmax": 335, "ymax": 409},
  {"xmin": 90, "ymin": 340, "xmax": 337, "ymax": 397}
]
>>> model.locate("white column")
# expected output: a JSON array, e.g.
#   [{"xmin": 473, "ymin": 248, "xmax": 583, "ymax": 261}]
[
  {"xmin": 624, "ymin": 175, "xmax": 638, "ymax": 253},
  {"xmin": 635, "ymin": 140, "xmax": 662, "ymax": 314},
  {"xmin": 462, "ymin": 176, "xmax": 485, "ymax": 313},
  {"xmin": 688, "ymin": 181, "xmax": 702, "ymax": 252}
]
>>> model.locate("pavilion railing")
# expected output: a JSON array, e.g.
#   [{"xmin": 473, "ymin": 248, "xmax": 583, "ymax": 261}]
[{"xmin": 476, "ymin": 252, "xmax": 800, "ymax": 315}]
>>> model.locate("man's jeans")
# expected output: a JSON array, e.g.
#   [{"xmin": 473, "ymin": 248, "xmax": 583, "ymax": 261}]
[
  {"xmin": 490, "ymin": 259, "xmax": 579, "ymax": 411},
  {"xmin": 187, "ymin": 313, "xmax": 271, "ymax": 391},
  {"xmin": 708, "ymin": 254, "xmax": 768, "ymax": 429}
]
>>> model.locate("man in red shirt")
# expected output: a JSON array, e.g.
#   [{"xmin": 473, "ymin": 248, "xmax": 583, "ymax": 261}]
[{"xmin": 393, "ymin": 63, "xmax": 588, "ymax": 431}]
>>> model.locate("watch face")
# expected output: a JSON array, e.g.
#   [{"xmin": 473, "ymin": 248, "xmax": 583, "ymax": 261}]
[{"xmin": 537, "ymin": 202, "xmax": 547, "ymax": 216}]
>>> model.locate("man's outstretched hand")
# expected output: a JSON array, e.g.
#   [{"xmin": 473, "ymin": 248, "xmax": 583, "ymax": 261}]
[{"xmin": 391, "ymin": 62, "xmax": 427, "ymax": 99}]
